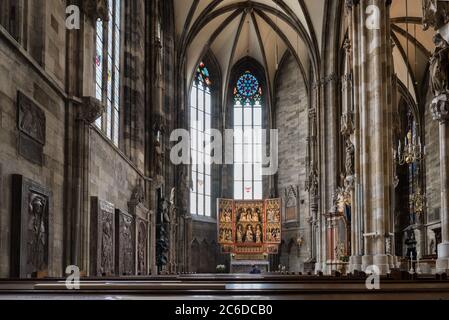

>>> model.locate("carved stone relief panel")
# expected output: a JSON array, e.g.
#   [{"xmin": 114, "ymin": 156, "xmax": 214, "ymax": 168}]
[
  {"xmin": 129, "ymin": 200, "xmax": 150, "ymax": 275},
  {"xmin": 90, "ymin": 197, "xmax": 115, "ymax": 276},
  {"xmin": 284, "ymin": 185, "xmax": 299, "ymax": 222},
  {"xmin": 17, "ymin": 91, "xmax": 46, "ymax": 166},
  {"xmin": 115, "ymin": 209, "xmax": 135, "ymax": 276},
  {"xmin": 11, "ymin": 175, "xmax": 51, "ymax": 278},
  {"xmin": 136, "ymin": 218, "xmax": 148, "ymax": 275}
]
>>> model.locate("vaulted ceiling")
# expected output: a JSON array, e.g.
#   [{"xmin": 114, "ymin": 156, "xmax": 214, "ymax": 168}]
[
  {"xmin": 390, "ymin": 0, "xmax": 435, "ymax": 105},
  {"xmin": 174, "ymin": 0, "xmax": 325, "ymax": 96},
  {"xmin": 174, "ymin": 0, "xmax": 436, "ymax": 106}
]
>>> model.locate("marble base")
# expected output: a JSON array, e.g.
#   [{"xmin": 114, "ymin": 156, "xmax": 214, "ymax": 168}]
[
  {"xmin": 361, "ymin": 255, "xmax": 373, "ymax": 272},
  {"xmin": 373, "ymin": 254, "xmax": 390, "ymax": 275},
  {"xmin": 436, "ymin": 241, "xmax": 449, "ymax": 273},
  {"xmin": 314, "ymin": 262, "xmax": 323, "ymax": 274},
  {"xmin": 349, "ymin": 255, "xmax": 362, "ymax": 273}
]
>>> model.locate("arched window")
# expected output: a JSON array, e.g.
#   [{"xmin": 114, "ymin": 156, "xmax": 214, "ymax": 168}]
[
  {"xmin": 233, "ymin": 71, "xmax": 263, "ymax": 200},
  {"xmin": 95, "ymin": 0, "xmax": 122, "ymax": 146},
  {"xmin": 190, "ymin": 62, "xmax": 212, "ymax": 216}
]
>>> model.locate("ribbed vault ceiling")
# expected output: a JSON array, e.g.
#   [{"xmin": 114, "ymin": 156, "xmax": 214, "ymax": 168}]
[
  {"xmin": 175, "ymin": 0, "xmax": 436, "ymax": 106},
  {"xmin": 390, "ymin": 0, "xmax": 435, "ymax": 104},
  {"xmin": 175, "ymin": 0, "xmax": 325, "ymax": 94}
]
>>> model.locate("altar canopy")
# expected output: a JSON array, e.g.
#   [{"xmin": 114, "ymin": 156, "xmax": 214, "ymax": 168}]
[{"xmin": 217, "ymin": 199, "xmax": 282, "ymax": 256}]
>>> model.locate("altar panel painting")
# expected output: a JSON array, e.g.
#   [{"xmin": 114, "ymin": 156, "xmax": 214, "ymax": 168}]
[
  {"xmin": 235, "ymin": 201, "xmax": 264, "ymax": 245},
  {"xmin": 265, "ymin": 199, "xmax": 282, "ymax": 244},
  {"xmin": 218, "ymin": 199, "xmax": 234, "ymax": 246},
  {"xmin": 217, "ymin": 199, "xmax": 282, "ymax": 255}
]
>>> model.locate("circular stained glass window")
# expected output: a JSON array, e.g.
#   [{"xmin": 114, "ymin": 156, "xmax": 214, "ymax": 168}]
[{"xmin": 237, "ymin": 72, "xmax": 259, "ymax": 97}]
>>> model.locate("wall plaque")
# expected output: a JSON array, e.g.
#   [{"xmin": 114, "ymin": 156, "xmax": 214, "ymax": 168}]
[
  {"xmin": 90, "ymin": 197, "xmax": 115, "ymax": 276},
  {"xmin": 284, "ymin": 185, "xmax": 298, "ymax": 222},
  {"xmin": 17, "ymin": 91, "xmax": 46, "ymax": 166},
  {"xmin": 11, "ymin": 175, "xmax": 51, "ymax": 278}
]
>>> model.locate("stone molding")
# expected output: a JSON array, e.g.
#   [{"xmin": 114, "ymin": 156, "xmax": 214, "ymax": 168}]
[{"xmin": 80, "ymin": 96, "xmax": 105, "ymax": 124}]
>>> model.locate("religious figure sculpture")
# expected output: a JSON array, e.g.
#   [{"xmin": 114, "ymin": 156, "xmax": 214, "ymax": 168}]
[
  {"xmin": 422, "ymin": 0, "xmax": 449, "ymax": 31},
  {"xmin": 345, "ymin": 139, "xmax": 355, "ymax": 177},
  {"xmin": 101, "ymin": 214, "xmax": 114, "ymax": 275},
  {"xmin": 27, "ymin": 195, "xmax": 47, "ymax": 272},
  {"xmin": 255, "ymin": 225, "xmax": 263, "ymax": 244},
  {"xmin": 120, "ymin": 218, "xmax": 133, "ymax": 275},
  {"xmin": 236, "ymin": 225, "xmax": 243, "ymax": 243},
  {"xmin": 131, "ymin": 179, "xmax": 145, "ymax": 203},
  {"xmin": 245, "ymin": 225, "xmax": 255, "ymax": 243},
  {"xmin": 251, "ymin": 209, "xmax": 259, "ymax": 222},
  {"xmin": 137, "ymin": 222, "xmax": 147, "ymax": 274},
  {"xmin": 430, "ymin": 34, "xmax": 449, "ymax": 97},
  {"xmin": 306, "ymin": 168, "xmax": 319, "ymax": 198}
]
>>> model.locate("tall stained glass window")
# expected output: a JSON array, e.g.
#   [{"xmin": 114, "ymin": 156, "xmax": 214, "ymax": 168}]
[
  {"xmin": 95, "ymin": 0, "xmax": 121, "ymax": 146},
  {"xmin": 190, "ymin": 62, "xmax": 212, "ymax": 216},
  {"xmin": 233, "ymin": 71, "xmax": 263, "ymax": 200}
]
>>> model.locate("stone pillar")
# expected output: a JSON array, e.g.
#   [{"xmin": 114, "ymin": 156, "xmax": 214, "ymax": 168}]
[
  {"xmin": 422, "ymin": 0, "xmax": 449, "ymax": 273},
  {"xmin": 433, "ymin": 98, "xmax": 449, "ymax": 271},
  {"xmin": 305, "ymin": 104, "xmax": 320, "ymax": 272},
  {"xmin": 347, "ymin": 0, "xmax": 394, "ymax": 274}
]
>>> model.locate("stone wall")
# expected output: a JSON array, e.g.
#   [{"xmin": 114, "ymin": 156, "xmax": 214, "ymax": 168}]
[
  {"xmin": 190, "ymin": 218, "xmax": 223, "ymax": 273},
  {"xmin": 0, "ymin": 1, "xmax": 67, "ymax": 276},
  {"xmin": 89, "ymin": 130, "xmax": 144, "ymax": 213},
  {"xmin": 275, "ymin": 53, "xmax": 310, "ymax": 272}
]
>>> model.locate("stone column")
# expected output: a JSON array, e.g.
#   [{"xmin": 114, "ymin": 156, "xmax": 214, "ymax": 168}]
[
  {"xmin": 433, "ymin": 99, "xmax": 449, "ymax": 271},
  {"xmin": 305, "ymin": 104, "xmax": 320, "ymax": 272},
  {"xmin": 347, "ymin": 0, "xmax": 394, "ymax": 274},
  {"xmin": 422, "ymin": 0, "xmax": 449, "ymax": 273}
]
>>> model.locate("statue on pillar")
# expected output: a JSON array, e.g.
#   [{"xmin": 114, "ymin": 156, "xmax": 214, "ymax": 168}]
[
  {"xmin": 430, "ymin": 34, "xmax": 449, "ymax": 97},
  {"xmin": 429, "ymin": 34, "xmax": 449, "ymax": 122},
  {"xmin": 131, "ymin": 179, "xmax": 145, "ymax": 204},
  {"xmin": 422, "ymin": 0, "xmax": 449, "ymax": 31}
]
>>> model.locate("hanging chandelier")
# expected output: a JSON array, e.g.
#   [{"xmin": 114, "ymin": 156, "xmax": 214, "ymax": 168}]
[{"xmin": 395, "ymin": 130, "xmax": 423, "ymax": 165}]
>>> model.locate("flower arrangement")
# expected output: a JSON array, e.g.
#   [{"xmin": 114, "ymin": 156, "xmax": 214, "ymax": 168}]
[{"xmin": 216, "ymin": 265, "xmax": 226, "ymax": 273}]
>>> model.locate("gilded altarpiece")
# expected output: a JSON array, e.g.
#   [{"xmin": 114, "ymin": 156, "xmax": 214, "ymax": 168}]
[{"xmin": 217, "ymin": 199, "xmax": 282, "ymax": 256}]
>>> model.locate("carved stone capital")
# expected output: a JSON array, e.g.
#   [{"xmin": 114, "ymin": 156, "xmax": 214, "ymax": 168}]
[
  {"xmin": 431, "ymin": 93, "xmax": 449, "ymax": 123},
  {"xmin": 80, "ymin": 96, "xmax": 105, "ymax": 124},
  {"xmin": 82, "ymin": 0, "xmax": 109, "ymax": 22},
  {"xmin": 423, "ymin": 0, "xmax": 449, "ymax": 31}
]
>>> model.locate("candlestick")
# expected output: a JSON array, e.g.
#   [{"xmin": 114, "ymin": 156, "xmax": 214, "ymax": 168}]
[{"xmin": 409, "ymin": 252, "xmax": 415, "ymax": 274}]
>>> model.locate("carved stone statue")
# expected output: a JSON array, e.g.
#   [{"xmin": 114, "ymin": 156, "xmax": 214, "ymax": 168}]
[
  {"xmin": 345, "ymin": 139, "xmax": 355, "ymax": 177},
  {"xmin": 306, "ymin": 168, "xmax": 319, "ymax": 197},
  {"xmin": 386, "ymin": 237, "xmax": 392, "ymax": 255},
  {"xmin": 27, "ymin": 194, "xmax": 47, "ymax": 272},
  {"xmin": 131, "ymin": 179, "xmax": 145, "ymax": 203},
  {"xmin": 430, "ymin": 34, "xmax": 449, "ymax": 97},
  {"xmin": 101, "ymin": 213, "xmax": 114, "ymax": 275},
  {"xmin": 137, "ymin": 222, "xmax": 147, "ymax": 274},
  {"xmin": 422, "ymin": 0, "xmax": 449, "ymax": 31}
]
